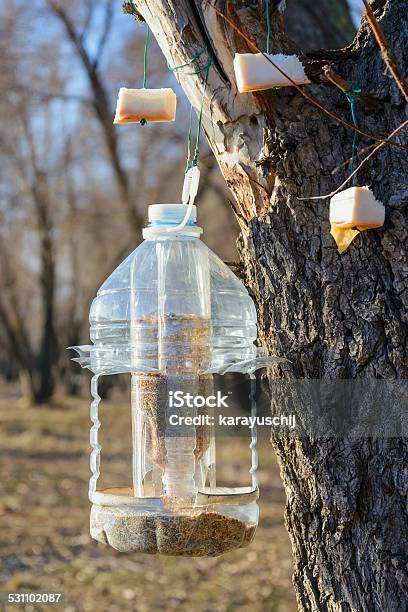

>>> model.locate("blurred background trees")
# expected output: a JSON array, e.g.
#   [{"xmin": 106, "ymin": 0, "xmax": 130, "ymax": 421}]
[
  {"xmin": 0, "ymin": 0, "xmax": 239, "ymax": 403},
  {"xmin": 0, "ymin": 0, "xmax": 359, "ymax": 403}
]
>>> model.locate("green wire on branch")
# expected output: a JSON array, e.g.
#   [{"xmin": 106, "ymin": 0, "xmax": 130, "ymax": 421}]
[
  {"xmin": 122, "ymin": 1, "xmax": 136, "ymax": 15},
  {"xmin": 345, "ymin": 87, "xmax": 362, "ymax": 186},
  {"xmin": 168, "ymin": 49, "xmax": 209, "ymax": 76},
  {"xmin": 122, "ymin": 1, "xmax": 144, "ymax": 21}
]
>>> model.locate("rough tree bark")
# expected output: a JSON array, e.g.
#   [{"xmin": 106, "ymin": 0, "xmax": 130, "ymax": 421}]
[
  {"xmin": 132, "ymin": 1, "xmax": 408, "ymax": 610},
  {"xmin": 285, "ymin": 0, "xmax": 356, "ymax": 52}
]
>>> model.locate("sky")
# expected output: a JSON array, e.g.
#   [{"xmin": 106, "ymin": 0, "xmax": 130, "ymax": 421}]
[{"xmin": 347, "ymin": 0, "xmax": 364, "ymax": 28}]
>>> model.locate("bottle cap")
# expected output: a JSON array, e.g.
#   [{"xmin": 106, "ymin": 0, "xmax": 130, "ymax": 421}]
[
  {"xmin": 144, "ymin": 204, "xmax": 202, "ymax": 238},
  {"xmin": 148, "ymin": 204, "xmax": 197, "ymax": 225}
]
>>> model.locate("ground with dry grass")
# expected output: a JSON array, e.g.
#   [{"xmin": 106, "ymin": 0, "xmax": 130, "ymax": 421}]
[{"xmin": 0, "ymin": 384, "xmax": 296, "ymax": 611}]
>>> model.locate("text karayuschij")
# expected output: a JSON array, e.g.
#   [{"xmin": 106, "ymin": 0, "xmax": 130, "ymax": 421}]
[{"xmin": 169, "ymin": 414, "xmax": 297, "ymax": 429}]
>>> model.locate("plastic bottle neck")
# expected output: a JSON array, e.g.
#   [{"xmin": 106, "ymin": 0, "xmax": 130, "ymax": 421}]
[{"xmin": 142, "ymin": 204, "xmax": 203, "ymax": 239}]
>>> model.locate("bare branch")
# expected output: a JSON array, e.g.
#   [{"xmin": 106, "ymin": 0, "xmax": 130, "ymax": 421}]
[
  {"xmin": 9, "ymin": 83, "xmax": 92, "ymax": 105},
  {"xmin": 322, "ymin": 65, "xmax": 380, "ymax": 110},
  {"xmin": 79, "ymin": 3, "xmax": 97, "ymax": 43},
  {"xmin": 46, "ymin": 0, "xmax": 144, "ymax": 238},
  {"xmin": 362, "ymin": 0, "xmax": 408, "ymax": 104},
  {"xmin": 298, "ymin": 118, "xmax": 408, "ymax": 201},
  {"xmin": 123, "ymin": 1, "xmax": 145, "ymax": 21}
]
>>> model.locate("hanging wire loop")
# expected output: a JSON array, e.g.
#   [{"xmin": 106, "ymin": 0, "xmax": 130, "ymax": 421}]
[
  {"xmin": 183, "ymin": 51, "xmax": 213, "ymax": 171},
  {"xmin": 192, "ymin": 53, "xmax": 213, "ymax": 167},
  {"xmin": 140, "ymin": 24, "xmax": 150, "ymax": 125},
  {"xmin": 345, "ymin": 87, "xmax": 362, "ymax": 186}
]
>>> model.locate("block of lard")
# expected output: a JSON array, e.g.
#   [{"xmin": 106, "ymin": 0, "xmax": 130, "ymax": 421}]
[
  {"xmin": 233, "ymin": 53, "xmax": 310, "ymax": 93},
  {"xmin": 329, "ymin": 186, "xmax": 385, "ymax": 253},
  {"xmin": 330, "ymin": 187, "xmax": 385, "ymax": 230},
  {"xmin": 114, "ymin": 88, "xmax": 177, "ymax": 124}
]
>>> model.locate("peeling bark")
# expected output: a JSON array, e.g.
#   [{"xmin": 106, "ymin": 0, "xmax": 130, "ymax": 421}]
[{"xmin": 131, "ymin": 1, "xmax": 408, "ymax": 609}]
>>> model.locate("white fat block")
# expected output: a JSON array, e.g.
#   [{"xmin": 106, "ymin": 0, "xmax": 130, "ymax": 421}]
[
  {"xmin": 329, "ymin": 186, "xmax": 385, "ymax": 230},
  {"xmin": 114, "ymin": 87, "xmax": 177, "ymax": 124},
  {"xmin": 233, "ymin": 53, "xmax": 310, "ymax": 93}
]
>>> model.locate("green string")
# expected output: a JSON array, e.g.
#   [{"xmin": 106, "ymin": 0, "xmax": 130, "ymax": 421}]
[
  {"xmin": 345, "ymin": 87, "xmax": 361, "ymax": 186},
  {"xmin": 140, "ymin": 24, "xmax": 150, "ymax": 126},
  {"xmin": 192, "ymin": 54, "xmax": 212, "ymax": 168},
  {"xmin": 184, "ymin": 53, "xmax": 213, "ymax": 171},
  {"xmin": 168, "ymin": 49, "xmax": 206, "ymax": 74},
  {"xmin": 142, "ymin": 25, "xmax": 149, "ymax": 88},
  {"xmin": 185, "ymin": 105, "xmax": 194, "ymax": 172},
  {"xmin": 266, "ymin": 0, "xmax": 271, "ymax": 55}
]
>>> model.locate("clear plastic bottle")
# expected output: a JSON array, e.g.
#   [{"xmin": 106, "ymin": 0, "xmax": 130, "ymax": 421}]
[{"xmin": 74, "ymin": 204, "xmax": 265, "ymax": 556}]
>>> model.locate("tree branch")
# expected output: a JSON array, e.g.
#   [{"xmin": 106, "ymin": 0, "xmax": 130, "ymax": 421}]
[
  {"xmin": 205, "ymin": 0, "xmax": 407, "ymax": 151},
  {"xmin": 322, "ymin": 64, "xmax": 381, "ymax": 110},
  {"xmin": 79, "ymin": 3, "xmax": 97, "ymax": 42},
  {"xmin": 47, "ymin": 0, "xmax": 144, "ymax": 238},
  {"xmin": 299, "ymin": 118, "xmax": 408, "ymax": 200},
  {"xmin": 362, "ymin": 0, "xmax": 408, "ymax": 103}
]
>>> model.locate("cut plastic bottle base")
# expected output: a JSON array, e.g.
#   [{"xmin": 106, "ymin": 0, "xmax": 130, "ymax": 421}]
[{"xmin": 90, "ymin": 503, "xmax": 257, "ymax": 556}]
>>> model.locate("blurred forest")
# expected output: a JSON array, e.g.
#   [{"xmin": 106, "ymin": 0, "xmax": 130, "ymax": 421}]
[
  {"xmin": 0, "ymin": 0, "xmax": 239, "ymax": 404},
  {"xmin": 0, "ymin": 0, "xmax": 360, "ymax": 405}
]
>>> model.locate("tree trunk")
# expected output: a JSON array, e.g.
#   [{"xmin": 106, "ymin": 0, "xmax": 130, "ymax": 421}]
[
  {"xmin": 285, "ymin": 0, "xmax": 356, "ymax": 52},
  {"xmin": 132, "ymin": 1, "xmax": 408, "ymax": 609},
  {"xmin": 0, "ymin": 162, "xmax": 58, "ymax": 405},
  {"xmin": 31, "ymin": 169, "xmax": 58, "ymax": 404}
]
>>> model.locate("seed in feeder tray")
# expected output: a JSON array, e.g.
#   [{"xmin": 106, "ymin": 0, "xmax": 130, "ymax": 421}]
[
  {"xmin": 114, "ymin": 87, "xmax": 177, "ymax": 124},
  {"xmin": 329, "ymin": 186, "xmax": 385, "ymax": 230},
  {"xmin": 233, "ymin": 53, "xmax": 310, "ymax": 93},
  {"xmin": 90, "ymin": 504, "xmax": 257, "ymax": 556}
]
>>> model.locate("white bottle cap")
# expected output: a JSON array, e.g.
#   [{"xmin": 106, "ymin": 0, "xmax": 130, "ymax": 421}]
[
  {"xmin": 143, "ymin": 204, "xmax": 202, "ymax": 239},
  {"xmin": 148, "ymin": 204, "xmax": 197, "ymax": 225}
]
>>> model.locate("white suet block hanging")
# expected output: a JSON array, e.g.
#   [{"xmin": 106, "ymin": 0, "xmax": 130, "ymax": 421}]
[
  {"xmin": 233, "ymin": 53, "xmax": 309, "ymax": 93},
  {"xmin": 114, "ymin": 87, "xmax": 177, "ymax": 124},
  {"xmin": 329, "ymin": 186, "xmax": 385, "ymax": 253},
  {"xmin": 330, "ymin": 186, "xmax": 385, "ymax": 230}
]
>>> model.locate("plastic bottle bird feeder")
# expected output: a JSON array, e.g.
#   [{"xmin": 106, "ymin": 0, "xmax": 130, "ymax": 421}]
[
  {"xmin": 233, "ymin": 53, "xmax": 310, "ymax": 93},
  {"xmin": 114, "ymin": 87, "xmax": 177, "ymax": 124},
  {"xmin": 71, "ymin": 204, "xmax": 278, "ymax": 557}
]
